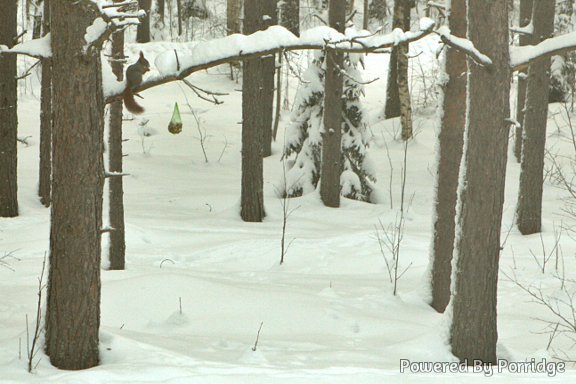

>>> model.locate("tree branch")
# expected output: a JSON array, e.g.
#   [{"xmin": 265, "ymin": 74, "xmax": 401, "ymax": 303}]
[
  {"xmin": 435, "ymin": 25, "xmax": 494, "ymax": 69},
  {"xmin": 510, "ymin": 30, "xmax": 576, "ymax": 71},
  {"xmin": 105, "ymin": 20, "xmax": 437, "ymax": 103}
]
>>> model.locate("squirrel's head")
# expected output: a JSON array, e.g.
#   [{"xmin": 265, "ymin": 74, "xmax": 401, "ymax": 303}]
[{"xmin": 138, "ymin": 51, "xmax": 150, "ymax": 73}]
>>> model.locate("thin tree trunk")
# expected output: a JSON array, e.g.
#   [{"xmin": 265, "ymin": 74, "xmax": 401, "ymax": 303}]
[
  {"xmin": 272, "ymin": 54, "xmax": 282, "ymax": 141},
  {"xmin": 227, "ymin": 0, "xmax": 242, "ymax": 80},
  {"xmin": 227, "ymin": 0, "xmax": 242, "ymax": 34},
  {"xmin": 0, "ymin": 0, "xmax": 19, "ymax": 218},
  {"xmin": 158, "ymin": 0, "xmax": 165, "ymax": 23},
  {"xmin": 176, "ymin": 0, "xmax": 183, "ymax": 36},
  {"xmin": 137, "ymin": 0, "xmax": 152, "ymax": 43},
  {"xmin": 430, "ymin": 0, "xmax": 467, "ymax": 314},
  {"xmin": 38, "ymin": 0, "xmax": 51, "ymax": 207},
  {"xmin": 363, "ymin": 0, "xmax": 369, "ymax": 30},
  {"xmin": 108, "ymin": 29, "xmax": 126, "ymax": 270},
  {"xmin": 45, "ymin": 2, "xmax": 104, "ymax": 370},
  {"xmin": 450, "ymin": 0, "xmax": 511, "ymax": 364},
  {"xmin": 281, "ymin": 0, "xmax": 299, "ymax": 36},
  {"xmin": 320, "ymin": 0, "xmax": 346, "ymax": 208},
  {"xmin": 398, "ymin": 39, "xmax": 412, "ymax": 140},
  {"xmin": 261, "ymin": 1, "xmax": 277, "ymax": 158},
  {"xmin": 384, "ymin": 0, "xmax": 410, "ymax": 120},
  {"xmin": 514, "ymin": 0, "xmax": 533, "ymax": 163},
  {"xmin": 241, "ymin": 0, "xmax": 265, "ymax": 222},
  {"xmin": 516, "ymin": 0, "xmax": 555, "ymax": 235}
]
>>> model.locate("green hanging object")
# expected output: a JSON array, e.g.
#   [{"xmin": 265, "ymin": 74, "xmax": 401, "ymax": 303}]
[{"xmin": 168, "ymin": 102, "xmax": 183, "ymax": 134}]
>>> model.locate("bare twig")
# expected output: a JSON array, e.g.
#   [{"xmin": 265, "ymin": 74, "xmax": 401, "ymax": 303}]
[
  {"xmin": 27, "ymin": 254, "xmax": 47, "ymax": 373},
  {"xmin": 252, "ymin": 322, "xmax": 264, "ymax": 351}
]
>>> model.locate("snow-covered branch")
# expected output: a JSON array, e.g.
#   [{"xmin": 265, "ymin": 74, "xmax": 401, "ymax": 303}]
[
  {"xmin": 510, "ymin": 31, "xmax": 576, "ymax": 71},
  {"xmin": 435, "ymin": 26, "xmax": 494, "ymax": 69},
  {"xmin": 0, "ymin": 33, "xmax": 51, "ymax": 59},
  {"xmin": 105, "ymin": 18, "xmax": 436, "ymax": 102},
  {"xmin": 510, "ymin": 21, "xmax": 534, "ymax": 36},
  {"xmin": 82, "ymin": 0, "xmax": 145, "ymax": 54}
]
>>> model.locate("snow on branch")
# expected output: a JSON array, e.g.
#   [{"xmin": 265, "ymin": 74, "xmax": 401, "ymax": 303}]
[
  {"xmin": 435, "ymin": 26, "xmax": 494, "ymax": 69},
  {"xmin": 0, "ymin": 33, "xmax": 51, "ymax": 59},
  {"xmin": 510, "ymin": 21, "xmax": 534, "ymax": 36},
  {"xmin": 82, "ymin": 0, "xmax": 145, "ymax": 54},
  {"xmin": 105, "ymin": 18, "xmax": 436, "ymax": 102},
  {"xmin": 510, "ymin": 31, "xmax": 576, "ymax": 71}
]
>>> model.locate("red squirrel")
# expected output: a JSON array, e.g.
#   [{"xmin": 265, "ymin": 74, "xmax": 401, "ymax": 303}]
[{"xmin": 123, "ymin": 51, "xmax": 150, "ymax": 114}]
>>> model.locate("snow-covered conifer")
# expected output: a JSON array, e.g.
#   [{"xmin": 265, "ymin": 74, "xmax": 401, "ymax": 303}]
[{"xmin": 282, "ymin": 49, "xmax": 375, "ymax": 202}]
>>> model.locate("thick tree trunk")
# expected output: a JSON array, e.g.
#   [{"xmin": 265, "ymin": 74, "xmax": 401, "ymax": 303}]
[
  {"xmin": 320, "ymin": 0, "xmax": 346, "ymax": 208},
  {"xmin": 450, "ymin": 0, "xmax": 510, "ymax": 364},
  {"xmin": 137, "ymin": 0, "xmax": 152, "ymax": 43},
  {"xmin": 241, "ymin": 0, "xmax": 265, "ymax": 222},
  {"xmin": 261, "ymin": 1, "xmax": 277, "ymax": 158},
  {"xmin": 281, "ymin": 0, "xmax": 299, "ymax": 36},
  {"xmin": 0, "ymin": 0, "xmax": 19, "ymax": 218},
  {"xmin": 384, "ymin": 0, "xmax": 410, "ymax": 121},
  {"xmin": 514, "ymin": 0, "xmax": 533, "ymax": 163},
  {"xmin": 39, "ymin": 0, "xmax": 52, "ymax": 207},
  {"xmin": 430, "ymin": 0, "xmax": 466, "ymax": 314},
  {"xmin": 45, "ymin": 1, "xmax": 104, "ymax": 370},
  {"xmin": 516, "ymin": 0, "xmax": 555, "ymax": 235},
  {"xmin": 108, "ymin": 30, "xmax": 126, "ymax": 270}
]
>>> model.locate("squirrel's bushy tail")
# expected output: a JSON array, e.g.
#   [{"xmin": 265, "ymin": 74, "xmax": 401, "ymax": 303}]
[{"xmin": 123, "ymin": 89, "xmax": 144, "ymax": 114}]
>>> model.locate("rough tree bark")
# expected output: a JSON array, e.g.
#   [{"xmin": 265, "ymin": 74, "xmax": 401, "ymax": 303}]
[
  {"xmin": 384, "ymin": 0, "xmax": 411, "ymax": 131},
  {"xmin": 430, "ymin": 0, "xmax": 467, "ymax": 314},
  {"xmin": 45, "ymin": 1, "xmax": 105, "ymax": 370},
  {"xmin": 108, "ymin": 29, "xmax": 127, "ymax": 270},
  {"xmin": 281, "ymin": 0, "xmax": 299, "ymax": 36},
  {"xmin": 514, "ymin": 0, "xmax": 533, "ymax": 163},
  {"xmin": 516, "ymin": 0, "xmax": 555, "ymax": 235},
  {"xmin": 320, "ymin": 0, "xmax": 346, "ymax": 208},
  {"xmin": 262, "ymin": 0, "xmax": 277, "ymax": 157},
  {"xmin": 450, "ymin": 0, "xmax": 511, "ymax": 364},
  {"xmin": 241, "ymin": 0, "xmax": 266, "ymax": 222},
  {"xmin": 0, "ymin": 0, "xmax": 19, "ymax": 218},
  {"xmin": 38, "ymin": 0, "xmax": 52, "ymax": 207},
  {"xmin": 137, "ymin": 0, "xmax": 152, "ymax": 43}
]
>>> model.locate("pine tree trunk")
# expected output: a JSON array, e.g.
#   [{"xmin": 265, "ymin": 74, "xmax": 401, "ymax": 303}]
[
  {"xmin": 516, "ymin": 0, "xmax": 555, "ymax": 235},
  {"xmin": 261, "ymin": 0, "xmax": 277, "ymax": 158},
  {"xmin": 514, "ymin": 0, "xmax": 533, "ymax": 163},
  {"xmin": 281, "ymin": 0, "xmax": 299, "ymax": 36},
  {"xmin": 241, "ymin": 0, "xmax": 265, "ymax": 222},
  {"xmin": 398, "ymin": 39, "xmax": 412, "ymax": 140},
  {"xmin": 363, "ymin": 0, "xmax": 369, "ymax": 30},
  {"xmin": 0, "ymin": 0, "xmax": 19, "ymax": 218},
  {"xmin": 450, "ymin": 0, "xmax": 511, "ymax": 364},
  {"xmin": 384, "ymin": 0, "xmax": 410, "ymax": 120},
  {"xmin": 430, "ymin": 0, "xmax": 466, "ymax": 314},
  {"xmin": 320, "ymin": 0, "xmax": 346, "ymax": 208},
  {"xmin": 158, "ymin": 0, "xmax": 165, "ymax": 23},
  {"xmin": 177, "ymin": 0, "xmax": 183, "ymax": 36},
  {"xmin": 137, "ymin": 0, "xmax": 152, "ymax": 43},
  {"xmin": 108, "ymin": 30, "xmax": 126, "ymax": 270},
  {"xmin": 227, "ymin": 0, "xmax": 242, "ymax": 34},
  {"xmin": 45, "ymin": 1, "xmax": 105, "ymax": 370},
  {"xmin": 38, "ymin": 0, "xmax": 52, "ymax": 207}
]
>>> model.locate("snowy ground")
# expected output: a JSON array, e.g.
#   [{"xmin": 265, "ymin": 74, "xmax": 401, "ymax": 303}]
[{"xmin": 1, "ymin": 35, "xmax": 576, "ymax": 383}]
